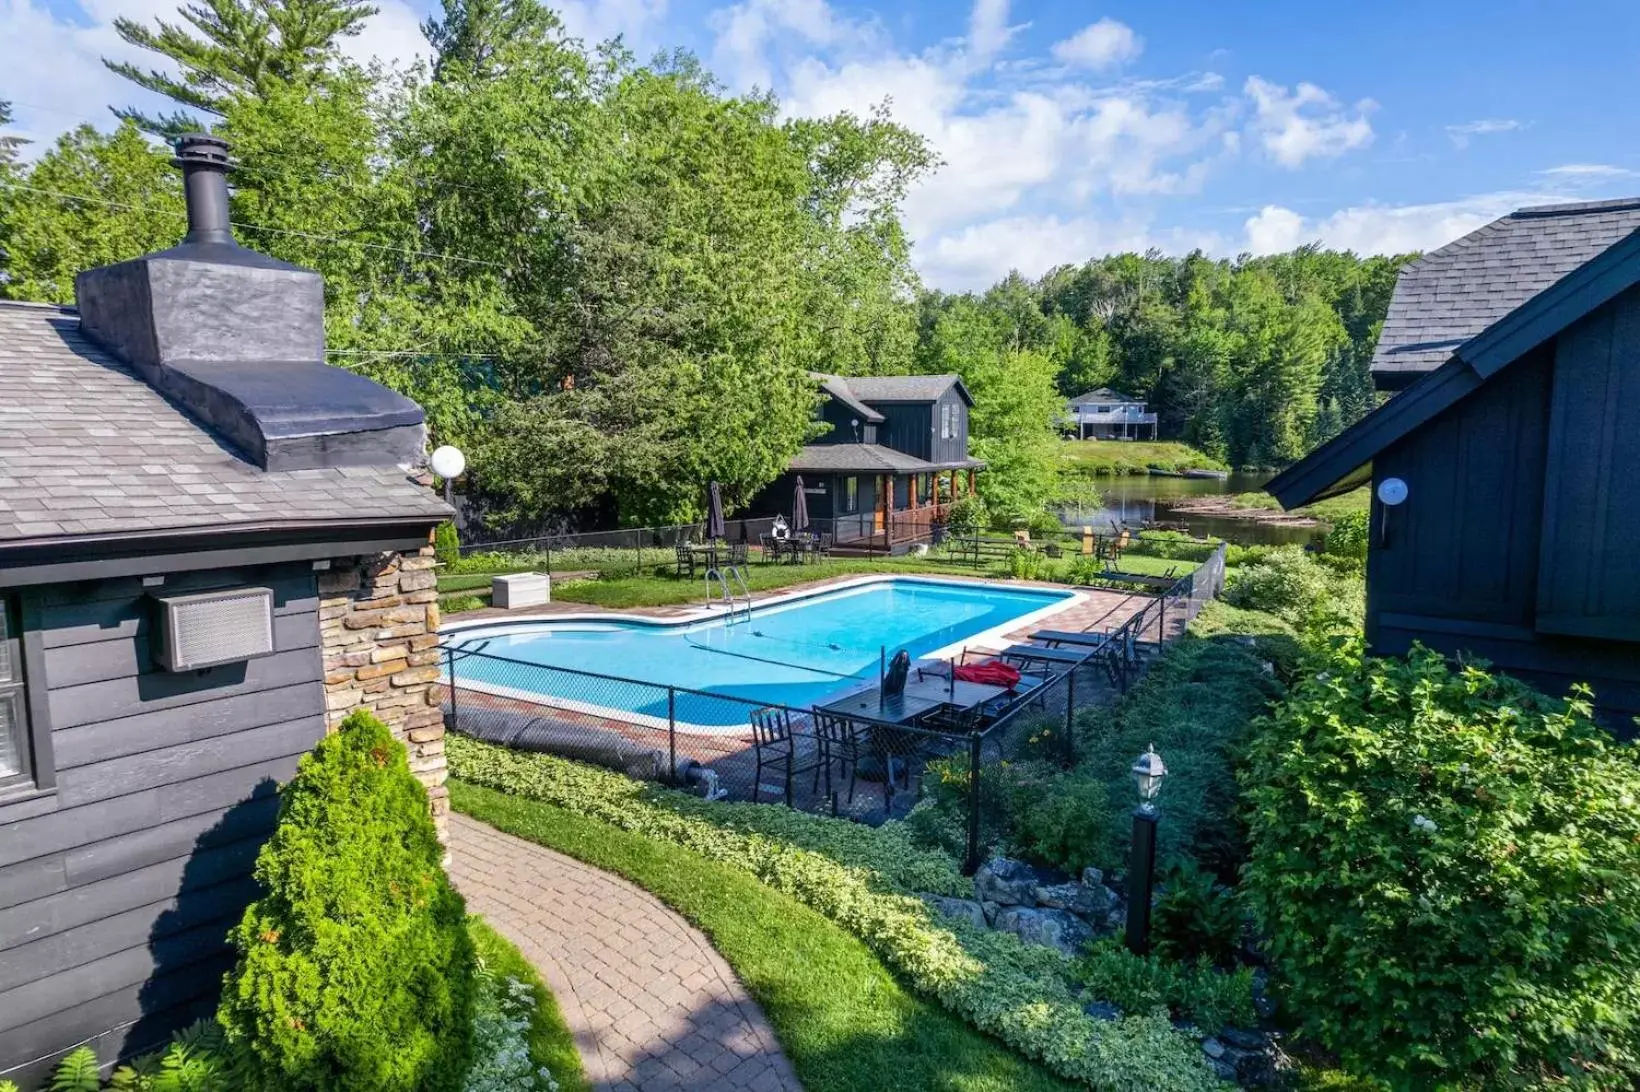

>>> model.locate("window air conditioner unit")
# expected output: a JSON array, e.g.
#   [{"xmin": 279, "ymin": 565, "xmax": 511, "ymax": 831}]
[{"xmin": 151, "ymin": 587, "xmax": 276, "ymax": 672}]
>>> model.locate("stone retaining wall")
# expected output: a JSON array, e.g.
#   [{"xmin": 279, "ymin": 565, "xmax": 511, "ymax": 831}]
[{"xmin": 318, "ymin": 546, "xmax": 447, "ymax": 836}]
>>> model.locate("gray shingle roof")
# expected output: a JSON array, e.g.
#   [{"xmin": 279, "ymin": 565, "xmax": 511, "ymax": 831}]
[
  {"xmin": 1066, "ymin": 388, "xmax": 1139, "ymax": 404},
  {"xmin": 788, "ymin": 443, "xmax": 981, "ymax": 474},
  {"xmin": 839, "ymin": 374, "xmax": 967, "ymax": 404},
  {"xmin": 812, "ymin": 373, "xmax": 884, "ymax": 423},
  {"xmin": 1373, "ymin": 197, "xmax": 1640, "ymax": 382},
  {"xmin": 0, "ymin": 302, "xmax": 449, "ymax": 546}
]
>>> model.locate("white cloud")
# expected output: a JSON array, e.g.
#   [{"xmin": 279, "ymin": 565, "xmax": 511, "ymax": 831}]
[
  {"xmin": 1244, "ymin": 75, "xmax": 1373, "ymax": 168},
  {"xmin": 556, "ymin": 0, "xmax": 670, "ymax": 48},
  {"xmin": 967, "ymin": 0, "xmax": 1021, "ymax": 63},
  {"xmin": 339, "ymin": 0, "xmax": 431, "ymax": 71},
  {"xmin": 1539, "ymin": 163, "xmax": 1636, "ymax": 181},
  {"xmin": 1241, "ymin": 192, "xmax": 1563, "ymax": 257},
  {"xmin": 1445, "ymin": 117, "xmax": 1523, "ymax": 148},
  {"xmin": 1050, "ymin": 18, "xmax": 1142, "ymax": 71}
]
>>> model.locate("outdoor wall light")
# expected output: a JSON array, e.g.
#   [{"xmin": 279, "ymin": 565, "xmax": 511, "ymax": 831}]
[{"xmin": 431, "ymin": 444, "xmax": 466, "ymax": 504}]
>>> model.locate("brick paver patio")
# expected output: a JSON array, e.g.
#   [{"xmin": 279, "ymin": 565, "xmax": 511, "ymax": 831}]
[{"xmin": 448, "ymin": 814, "xmax": 802, "ymax": 1092}]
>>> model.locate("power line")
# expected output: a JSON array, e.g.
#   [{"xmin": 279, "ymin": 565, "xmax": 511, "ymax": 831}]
[{"xmin": 0, "ymin": 181, "xmax": 509, "ymax": 269}]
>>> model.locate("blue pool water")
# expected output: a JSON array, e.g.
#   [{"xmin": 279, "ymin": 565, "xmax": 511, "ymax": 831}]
[{"xmin": 444, "ymin": 578, "xmax": 1075, "ymax": 727}]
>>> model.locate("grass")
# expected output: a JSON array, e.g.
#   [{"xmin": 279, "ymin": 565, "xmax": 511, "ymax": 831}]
[
  {"xmin": 1058, "ymin": 440, "xmax": 1228, "ymax": 476},
  {"xmin": 452, "ymin": 783, "xmax": 1078, "ymax": 1092},
  {"xmin": 1219, "ymin": 487, "xmax": 1369, "ymax": 522},
  {"xmin": 467, "ymin": 917, "xmax": 591, "ymax": 1092}
]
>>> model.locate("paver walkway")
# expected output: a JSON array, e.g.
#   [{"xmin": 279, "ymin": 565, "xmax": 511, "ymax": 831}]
[{"xmin": 448, "ymin": 814, "xmax": 802, "ymax": 1092}]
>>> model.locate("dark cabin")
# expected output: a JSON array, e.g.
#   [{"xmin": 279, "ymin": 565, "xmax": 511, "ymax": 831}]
[
  {"xmin": 751, "ymin": 373, "xmax": 985, "ymax": 550},
  {"xmin": 1267, "ymin": 197, "xmax": 1640, "ymax": 726},
  {"xmin": 0, "ymin": 136, "xmax": 451, "ymax": 1086}
]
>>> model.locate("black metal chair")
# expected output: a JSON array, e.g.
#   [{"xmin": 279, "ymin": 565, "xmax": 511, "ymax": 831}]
[
  {"xmin": 811, "ymin": 710, "xmax": 866, "ymax": 805},
  {"xmin": 675, "ymin": 542, "xmax": 696, "ymax": 579},
  {"xmin": 749, "ymin": 707, "xmax": 824, "ymax": 806},
  {"xmin": 728, "ymin": 541, "xmax": 749, "ymax": 567}
]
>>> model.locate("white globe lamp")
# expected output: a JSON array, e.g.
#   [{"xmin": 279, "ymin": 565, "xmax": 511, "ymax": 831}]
[{"xmin": 430, "ymin": 445, "xmax": 466, "ymax": 504}]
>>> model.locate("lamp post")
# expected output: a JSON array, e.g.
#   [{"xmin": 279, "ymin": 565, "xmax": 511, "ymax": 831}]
[
  {"xmin": 1125, "ymin": 744, "xmax": 1167, "ymax": 955},
  {"xmin": 430, "ymin": 445, "xmax": 466, "ymax": 506}
]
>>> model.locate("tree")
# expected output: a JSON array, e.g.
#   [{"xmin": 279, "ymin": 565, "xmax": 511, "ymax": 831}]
[
  {"xmin": 105, "ymin": 0, "xmax": 379, "ymax": 134},
  {"xmin": 0, "ymin": 121, "xmax": 181, "ymax": 303}
]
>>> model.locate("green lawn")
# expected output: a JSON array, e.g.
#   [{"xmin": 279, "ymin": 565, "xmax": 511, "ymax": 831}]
[
  {"xmin": 528, "ymin": 556, "xmax": 991, "ymax": 609},
  {"xmin": 468, "ymin": 918, "xmax": 591, "ymax": 1092},
  {"xmin": 1220, "ymin": 487, "xmax": 1369, "ymax": 522},
  {"xmin": 453, "ymin": 783, "xmax": 1078, "ymax": 1092},
  {"xmin": 1058, "ymin": 440, "xmax": 1227, "ymax": 476}
]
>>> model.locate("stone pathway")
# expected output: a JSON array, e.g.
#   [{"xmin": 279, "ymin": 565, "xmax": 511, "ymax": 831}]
[{"xmin": 448, "ymin": 814, "xmax": 802, "ymax": 1092}]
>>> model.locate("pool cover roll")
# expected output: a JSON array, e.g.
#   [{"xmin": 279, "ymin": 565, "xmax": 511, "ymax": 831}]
[{"xmin": 453, "ymin": 707, "xmax": 666, "ymax": 781}]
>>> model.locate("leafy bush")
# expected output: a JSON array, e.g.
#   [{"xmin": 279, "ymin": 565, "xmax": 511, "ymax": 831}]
[
  {"xmin": 946, "ymin": 493, "xmax": 989, "ymax": 534},
  {"xmin": 110, "ymin": 1021, "xmax": 242, "ymax": 1091},
  {"xmin": 1241, "ymin": 640, "xmax": 1640, "ymax": 1089},
  {"xmin": 1007, "ymin": 547, "xmax": 1047, "ymax": 580},
  {"xmin": 449, "ymin": 739, "xmax": 1220, "ymax": 1091},
  {"xmin": 1224, "ymin": 546, "xmax": 1360, "ymax": 631},
  {"xmin": 1320, "ymin": 509, "xmax": 1367, "ymax": 566},
  {"xmin": 219, "ymin": 711, "xmax": 476, "ymax": 1091},
  {"xmin": 463, "ymin": 969, "xmax": 559, "ymax": 1092},
  {"xmin": 1008, "ymin": 769, "xmax": 1113, "ymax": 875},
  {"xmin": 1152, "ymin": 862, "xmax": 1243, "ymax": 967},
  {"xmin": 1071, "ymin": 941, "xmax": 1257, "ymax": 1035},
  {"xmin": 1128, "ymin": 532, "xmax": 1219, "ymax": 563},
  {"xmin": 434, "ymin": 522, "xmax": 460, "ymax": 567}
]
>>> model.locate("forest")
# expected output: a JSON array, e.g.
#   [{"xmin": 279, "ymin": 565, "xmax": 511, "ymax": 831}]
[{"xmin": 0, "ymin": 0, "xmax": 1412, "ymax": 531}]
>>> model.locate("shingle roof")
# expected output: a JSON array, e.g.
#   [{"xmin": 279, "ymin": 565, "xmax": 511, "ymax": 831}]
[
  {"xmin": 0, "ymin": 302, "xmax": 449, "ymax": 546},
  {"xmin": 1066, "ymin": 388, "xmax": 1139, "ymax": 404},
  {"xmin": 788, "ymin": 443, "xmax": 982, "ymax": 474},
  {"xmin": 1373, "ymin": 197, "xmax": 1640, "ymax": 384},
  {"xmin": 840, "ymin": 374, "xmax": 969, "ymax": 404},
  {"xmin": 812, "ymin": 373, "xmax": 884, "ymax": 423}
]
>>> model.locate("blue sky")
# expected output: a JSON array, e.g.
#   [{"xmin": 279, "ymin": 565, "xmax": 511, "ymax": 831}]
[{"xmin": 6, "ymin": 0, "xmax": 1639, "ymax": 288}]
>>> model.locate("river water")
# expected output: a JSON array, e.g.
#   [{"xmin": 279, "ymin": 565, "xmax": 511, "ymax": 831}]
[{"xmin": 1056, "ymin": 471, "xmax": 1324, "ymax": 547}]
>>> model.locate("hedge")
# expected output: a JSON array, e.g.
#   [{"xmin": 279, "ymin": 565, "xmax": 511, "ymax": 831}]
[{"xmin": 448, "ymin": 737, "xmax": 1221, "ymax": 1091}]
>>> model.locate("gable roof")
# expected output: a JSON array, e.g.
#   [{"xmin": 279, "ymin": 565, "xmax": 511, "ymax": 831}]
[
  {"xmin": 1372, "ymin": 197, "xmax": 1640, "ymax": 388},
  {"xmin": 1269, "ymin": 211, "xmax": 1640, "ymax": 509},
  {"xmin": 841, "ymin": 374, "xmax": 973, "ymax": 406},
  {"xmin": 0, "ymin": 302, "xmax": 449, "ymax": 551},
  {"xmin": 1067, "ymin": 387, "xmax": 1140, "ymax": 404},
  {"xmin": 812, "ymin": 373, "xmax": 884, "ymax": 423}
]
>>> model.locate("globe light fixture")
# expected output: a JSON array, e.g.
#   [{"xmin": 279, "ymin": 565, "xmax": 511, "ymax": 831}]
[
  {"xmin": 1131, "ymin": 743, "xmax": 1167, "ymax": 810},
  {"xmin": 430, "ymin": 445, "xmax": 466, "ymax": 505}
]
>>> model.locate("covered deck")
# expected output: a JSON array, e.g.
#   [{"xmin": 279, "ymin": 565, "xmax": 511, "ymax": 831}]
[{"xmin": 784, "ymin": 445, "xmax": 984, "ymax": 551}]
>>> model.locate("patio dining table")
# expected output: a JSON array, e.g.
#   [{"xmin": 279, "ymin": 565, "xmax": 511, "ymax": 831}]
[{"xmin": 816, "ymin": 675, "xmax": 1010, "ymax": 726}]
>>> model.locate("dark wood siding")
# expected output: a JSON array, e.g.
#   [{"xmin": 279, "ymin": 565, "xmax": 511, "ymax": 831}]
[
  {"xmin": 930, "ymin": 388, "xmax": 969, "ymax": 465},
  {"xmin": 0, "ymin": 562, "xmax": 325, "ymax": 1085},
  {"xmin": 876, "ymin": 404, "xmax": 934, "ymax": 461},
  {"xmin": 1368, "ymin": 346, "xmax": 1551, "ymax": 629},
  {"xmin": 1535, "ymin": 284, "xmax": 1640, "ymax": 641}
]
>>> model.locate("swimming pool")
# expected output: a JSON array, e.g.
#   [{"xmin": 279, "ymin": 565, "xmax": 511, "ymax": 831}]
[{"xmin": 443, "ymin": 577, "xmax": 1080, "ymax": 729}]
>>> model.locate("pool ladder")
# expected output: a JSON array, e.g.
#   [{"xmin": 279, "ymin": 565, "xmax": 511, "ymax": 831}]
[{"xmin": 705, "ymin": 566, "xmax": 752, "ymax": 625}]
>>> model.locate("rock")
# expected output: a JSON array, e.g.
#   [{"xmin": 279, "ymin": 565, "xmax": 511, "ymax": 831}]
[
  {"xmin": 1251, "ymin": 969, "xmax": 1278, "ymax": 1020},
  {"xmin": 974, "ymin": 857, "xmax": 1038, "ymax": 907},
  {"xmin": 981, "ymin": 900, "xmax": 1001, "ymax": 926},
  {"xmin": 1201, "ymin": 1038, "xmax": 1226, "ymax": 1059},
  {"xmin": 1035, "ymin": 881, "xmax": 1114, "ymax": 917},
  {"xmin": 1083, "ymin": 1001, "xmax": 1121, "ymax": 1021},
  {"xmin": 1220, "ymin": 1027, "xmax": 1264, "ymax": 1051},
  {"xmin": 992, "ymin": 906, "xmax": 1094, "ymax": 956},
  {"xmin": 922, "ymin": 894, "xmax": 988, "ymax": 931},
  {"xmin": 1210, "ymin": 1059, "xmax": 1238, "ymax": 1082},
  {"xmin": 1081, "ymin": 866, "xmax": 1105, "ymax": 887}
]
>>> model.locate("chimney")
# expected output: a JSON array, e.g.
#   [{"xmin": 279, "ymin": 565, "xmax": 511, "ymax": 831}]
[{"xmin": 74, "ymin": 134, "xmax": 427, "ymax": 472}]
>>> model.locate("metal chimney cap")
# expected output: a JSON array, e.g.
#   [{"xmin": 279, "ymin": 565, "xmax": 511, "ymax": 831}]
[{"xmin": 171, "ymin": 132, "xmax": 233, "ymax": 171}]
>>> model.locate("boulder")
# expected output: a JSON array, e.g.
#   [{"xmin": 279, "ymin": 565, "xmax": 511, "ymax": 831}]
[
  {"xmin": 1083, "ymin": 1001, "xmax": 1121, "ymax": 1021},
  {"xmin": 1210, "ymin": 1058, "xmax": 1239, "ymax": 1082},
  {"xmin": 1220, "ymin": 1027, "xmax": 1265, "ymax": 1051},
  {"xmin": 1201, "ymin": 1038, "xmax": 1226, "ymax": 1059},
  {"xmin": 974, "ymin": 857, "xmax": 1038, "ymax": 906},
  {"xmin": 981, "ymin": 901, "xmax": 1001, "ymax": 926},
  {"xmin": 921, "ymin": 894, "xmax": 988, "ymax": 931},
  {"xmin": 1036, "ymin": 881, "xmax": 1115, "ymax": 918},
  {"xmin": 992, "ymin": 906, "xmax": 1094, "ymax": 956},
  {"xmin": 1080, "ymin": 866, "xmax": 1105, "ymax": 887}
]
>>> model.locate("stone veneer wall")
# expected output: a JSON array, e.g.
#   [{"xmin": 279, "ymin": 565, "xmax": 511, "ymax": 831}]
[{"xmin": 317, "ymin": 545, "xmax": 447, "ymax": 834}]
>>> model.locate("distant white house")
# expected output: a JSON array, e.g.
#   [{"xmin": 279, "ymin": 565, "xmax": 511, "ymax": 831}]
[{"xmin": 1065, "ymin": 388, "xmax": 1158, "ymax": 440}]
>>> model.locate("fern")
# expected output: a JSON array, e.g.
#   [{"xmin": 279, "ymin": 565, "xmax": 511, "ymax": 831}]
[{"xmin": 50, "ymin": 1047, "xmax": 101, "ymax": 1091}]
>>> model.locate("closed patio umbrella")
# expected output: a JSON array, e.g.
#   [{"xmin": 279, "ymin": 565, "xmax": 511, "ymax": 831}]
[
  {"xmin": 791, "ymin": 476, "xmax": 810, "ymax": 534},
  {"xmin": 706, "ymin": 481, "xmax": 726, "ymax": 541}
]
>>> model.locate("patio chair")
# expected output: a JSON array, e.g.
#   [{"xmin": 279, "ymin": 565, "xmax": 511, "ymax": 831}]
[
  {"xmin": 675, "ymin": 542, "xmax": 695, "ymax": 579},
  {"xmin": 815, "ymin": 532, "xmax": 832, "ymax": 561},
  {"xmin": 811, "ymin": 710, "xmax": 866, "ymax": 805},
  {"xmin": 728, "ymin": 541, "xmax": 749, "ymax": 567},
  {"xmin": 749, "ymin": 707, "xmax": 825, "ymax": 807}
]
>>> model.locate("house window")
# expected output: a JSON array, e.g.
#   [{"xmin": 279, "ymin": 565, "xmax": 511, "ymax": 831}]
[
  {"xmin": 1, "ymin": 598, "xmax": 32, "ymax": 790},
  {"xmin": 843, "ymin": 476, "xmax": 859, "ymax": 513},
  {"xmin": 940, "ymin": 403, "xmax": 953, "ymax": 440}
]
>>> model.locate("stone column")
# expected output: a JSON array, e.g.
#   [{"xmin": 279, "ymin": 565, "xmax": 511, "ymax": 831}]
[{"xmin": 317, "ymin": 545, "xmax": 448, "ymax": 836}]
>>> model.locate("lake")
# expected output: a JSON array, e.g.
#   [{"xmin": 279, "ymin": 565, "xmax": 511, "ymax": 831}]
[{"xmin": 1056, "ymin": 471, "xmax": 1324, "ymax": 547}]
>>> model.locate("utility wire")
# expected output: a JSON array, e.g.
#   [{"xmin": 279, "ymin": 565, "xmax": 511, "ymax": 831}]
[{"xmin": 0, "ymin": 181, "xmax": 509, "ymax": 269}]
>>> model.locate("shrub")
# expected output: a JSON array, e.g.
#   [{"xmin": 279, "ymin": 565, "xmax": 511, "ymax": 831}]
[
  {"xmin": 1224, "ymin": 546, "xmax": 1360, "ymax": 631},
  {"xmin": 1128, "ymin": 532, "xmax": 1219, "ymax": 563},
  {"xmin": 1008, "ymin": 769, "xmax": 1113, "ymax": 875},
  {"xmin": 1241, "ymin": 640, "xmax": 1640, "ymax": 1089},
  {"xmin": 1007, "ymin": 547, "xmax": 1046, "ymax": 580},
  {"xmin": 1320, "ymin": 509, "xmax": 1367, "ymax": 567},
  {"xmin": 463, "ymin": 969, "xmax": 558, "ymax": 1092},
  {"xmin": 109, "ymin": 1021, "xmax": 243, "ymax": 1090},
  {"xmin": 434, "ymin": 522, "xmax": 460, "ymax": 567},
  {"xmin": 219, "ymin": 711, "xmax": 476, "ymax": 1091},
  {"xmin": 946, "ymin": 493, "xmax": 989, "ymax": 534},
  {"xmin": 449, "ymin": 740, "xmax": 1220, "ymax": 1091},
  {"xmin": 1071, "ymin": 941, "xmax": 1257, "ymax": 1035},
  {"xmin": 1152, "ymin": 861, "xmax": 1243, "ymax": 967}
]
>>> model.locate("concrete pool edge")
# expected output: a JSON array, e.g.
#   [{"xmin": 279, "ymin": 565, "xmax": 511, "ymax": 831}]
[{"xmin": 439, "ymin": 574, "xmax": 1088, "ymax": 735}]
